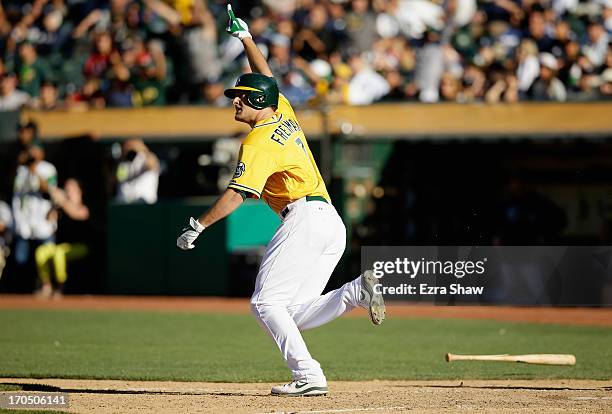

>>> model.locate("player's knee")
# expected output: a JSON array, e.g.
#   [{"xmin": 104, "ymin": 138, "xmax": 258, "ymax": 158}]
[
  {"xmin": 250, "ymin": 301, "xmax": 278, "ymax": 321},
  {"xmin": 250, "ymin": 301, "xmax": 267, "ymax": 320},
  {"xmin": 35, "ymin": 244, "xmax": 52, "ymax": 262}
]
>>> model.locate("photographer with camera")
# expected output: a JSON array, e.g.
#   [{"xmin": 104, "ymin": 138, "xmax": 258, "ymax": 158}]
[
  {"xmin": 12, "ymin": 143, "xmax": 58, "ymax": 290},
  {"xmin": 115, "ymin": 138, "xmax": 160, "ymax": 204}
]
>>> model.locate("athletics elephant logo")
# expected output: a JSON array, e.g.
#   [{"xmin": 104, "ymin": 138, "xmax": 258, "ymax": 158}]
[{"xmin": 233, "ymin": 162, "xmax": 246, "ymax": 178}]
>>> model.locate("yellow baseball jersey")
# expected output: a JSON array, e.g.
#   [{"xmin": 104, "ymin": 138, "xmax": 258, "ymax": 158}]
[{"xmin": 228, "ymin": 94, "xmax": 330, "ymax": 214}]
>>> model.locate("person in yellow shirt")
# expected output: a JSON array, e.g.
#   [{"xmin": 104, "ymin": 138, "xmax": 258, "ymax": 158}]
[{"xmin": 176, "ymin": 5, "xmax": 385, "ymax": 396}]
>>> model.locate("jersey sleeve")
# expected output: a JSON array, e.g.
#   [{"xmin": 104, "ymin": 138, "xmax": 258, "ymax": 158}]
[
  {"xmin": 228, "ymin": 144, "xmax": 278, "ymax": 198},
  {"xmin": 276, "ymin": 93, "xmax": 296, "ymax": 118},
  {"xmin": 38, "ymin": 163, "xmax": 58, "ymax": 187},
  {"xmin": 47, "ymin": 166, "xmax": 58, "ymax": 187}
]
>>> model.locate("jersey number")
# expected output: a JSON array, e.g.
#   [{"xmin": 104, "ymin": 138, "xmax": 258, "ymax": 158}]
[{"xmin": 295, "ymin": 138, "xmax": 306, "ymax": 155}]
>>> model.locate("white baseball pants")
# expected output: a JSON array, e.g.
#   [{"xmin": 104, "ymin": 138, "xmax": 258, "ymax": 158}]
[{"xmin": 250, "ymin": 198, "xmax": 362, "ymax": 382}]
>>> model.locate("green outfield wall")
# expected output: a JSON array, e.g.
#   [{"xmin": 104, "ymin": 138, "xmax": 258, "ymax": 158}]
[{"xmin": 106, "ymin": 199, "xmax": 279, "ymax": 295}]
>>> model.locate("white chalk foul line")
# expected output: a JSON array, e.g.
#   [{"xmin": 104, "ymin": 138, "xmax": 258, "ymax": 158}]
[
  {"xmin": 569, "ymin": 397, "xmax": 612, "ymax": 400},
  {"xmin": 254, "ymin": 406, "xmax": 409, "ymax": 414},
  {"xmin": 120, "ymin": 387, "xmax": 262, "ymax": 393}
]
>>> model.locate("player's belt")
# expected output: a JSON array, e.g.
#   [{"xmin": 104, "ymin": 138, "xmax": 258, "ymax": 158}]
[
  {"xmin": 280, "ymin": 196, "xmax": 328, "ymax": 219},
  {"xmin": 305, "ymin": 195, "xmax": 328, "ymax": 203}
]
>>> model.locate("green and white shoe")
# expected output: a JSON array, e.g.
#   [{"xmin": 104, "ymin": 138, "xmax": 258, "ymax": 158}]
[{"xmin": 271, "ymin": 380, "xmax": 328, "ymax": 396}]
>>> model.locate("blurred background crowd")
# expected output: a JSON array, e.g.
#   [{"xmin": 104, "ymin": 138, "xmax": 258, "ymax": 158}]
[{"xmin": 0, "ymin": 0, "xmax": 611, "ymax": 110}]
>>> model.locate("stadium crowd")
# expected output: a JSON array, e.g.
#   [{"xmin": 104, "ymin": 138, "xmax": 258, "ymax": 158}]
[{"xmin": 0, "ymin": 0, "xmax": 611, "ymax": 109}]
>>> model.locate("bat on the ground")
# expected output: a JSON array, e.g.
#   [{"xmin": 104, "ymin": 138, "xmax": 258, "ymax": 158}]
[{"xmin": 445, "ymin": 353, "xmax": 576, "ymax": 366}]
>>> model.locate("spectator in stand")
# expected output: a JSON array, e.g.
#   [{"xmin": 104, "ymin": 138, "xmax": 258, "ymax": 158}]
[
  {"xmin": 115, "ymin": 138, "xmax": 160, "ymax": 204},
  {"xmin": 201, "ymin": 80, "xmax": 227, "ymax": 106},
  {"xmin": 269, "ymin": 33, "xmax": 293, "ymax": 80},
  {"xmin": 583, "ymin": 19, "xmax": 609, "ymax": 68},
  {"xmin": 0, "ymin": 72, "xmax": 30, "ymax": 110},
  {"xmin": 38, "ymin": 80, "xmax": 60, "ymax": 110},
  {"xmin": 551, "ymin": 19, "xmax": 572, "ymax": 59},
  {"xmin": 145, "ymin": 0, "xmax": 220, "ymax": 103},
  {"xmin": 558, "ymin": 40, "xmax": 581, "ymax": 92},
  {"xmin": 516, "ymin": 39, "xmax": 540, "ymax": 97},
  {"xmin": 105, "ymin": 45, "xmax": 134, "ymax": 108},
  {"xmin": 440, "ymin": 72, "xmax": 461, "ymax": 101},
  {"xmin": 84, "ymin": 31, "xmax": 113, "ymax": 81},
  {"xmin": 461, "ymin": 64, "xmax": 487, "ymax": 102},
  {"xmin": 30, "ymin": 6, "xmax": 72, "ymax": 60},
  {"xmin": 2, "ymin": 0, "xmax": 49, "ymax": 57},
  {"xmin": 181, "ymin": 3, "xmax": 222, "ymax": 101},
  {"xmin": 415, "ymin": 30, "xmax": 444, "ymax": 102},
  {"xmin": 600, "ymin": 68, "xmax": 612, "ymax": 99},
  {"xmin": 604, "ymin": 46, "xmax": 612, "ymax": 74},
  {"xmin": 345, "ymin": 0, "xmax": 377, "ymax": 54},
  {"xmin": 527, "ymin": 52, "xmax": 567, "ymax": 101},
  {"xmin": 17, "ymin": 41, "xmax": 52, "ymax": 100},
  {"xmin": 381, "ymin": 69, "xmax": 414, "ymax": 101},
  {"xmin": 65, "ymin": 77, "xmax": 105, "ymax": 109},
  {"xmin": 131, "ymin": 39, "xmax": 168, "ymax": 106},
  {"xmin": 605, "ymin": 1, "xmax": 612, "ymax": 33},
  {"xmin": 528, "ymin": 11, "xmax": 554, "ymax": 53},
  {"xmin": 279, "ymin": 68, "xmax": 316, "ymax": 106},
  {"xmin": 294, "ymin": 3, "xmax": 339, "ymax": 61},
  {"xmin": 394, "ymin": 0, "xmax": 444, "ymax": 39},
  {"xmin": 346, "ymin": 52, "xmax": 390, "ymax": 105},
  {"xmin": 263, "ymin": 0, "xmax": 298, "ymax": 16},
  {"xmin": 35, "ymin": 178, "xmax": 90, "ymax": 299},
  {"xmin": 485, "ymin": 69, "xmax": 519, "ymax": 103},
  {"xmin": 0, "ymin": 3, "xmax": 10, "ymax": 47}
]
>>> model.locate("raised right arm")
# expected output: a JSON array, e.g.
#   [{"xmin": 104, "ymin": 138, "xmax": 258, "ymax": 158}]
[
  {"xmin": 242, "ymin": 38, "xmax": 273, "ymax": 77},
  {"xmin": 226, "ymin": 5, "xmax": 273, "ymax": 78}
]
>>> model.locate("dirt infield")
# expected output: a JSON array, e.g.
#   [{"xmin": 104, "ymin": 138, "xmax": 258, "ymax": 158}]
[
  {"xmin": 2, "ymin": 378, "xmax": 611, "ymax": 413},
  {"xmin": 1, "ymin": 294, "xmax": 611, "ymax": 326}
]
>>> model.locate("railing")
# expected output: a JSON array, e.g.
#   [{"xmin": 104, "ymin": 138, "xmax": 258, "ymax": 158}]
[{"xmin": 22, "ymin": 102, "xmax": 612, "ymax": 141}]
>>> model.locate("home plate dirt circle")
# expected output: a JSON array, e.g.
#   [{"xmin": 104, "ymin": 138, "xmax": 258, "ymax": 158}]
[{"xmin": 2, "ymin": 378, "xmax": 611, "ymax": 413}]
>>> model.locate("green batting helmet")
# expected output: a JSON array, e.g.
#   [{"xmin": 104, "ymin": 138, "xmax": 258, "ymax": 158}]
[{"xmin": 224, "ymin": 73, "xmax": 279, "ymax": 110}]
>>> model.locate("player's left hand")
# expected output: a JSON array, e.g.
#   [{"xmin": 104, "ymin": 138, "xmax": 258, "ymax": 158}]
[
  {"xmin": 177, "ymin": 217, "xmax": 206, "ymax": 250},
  {"xmin": 226, "ymin": 4, "xmax": 251, "ymax": 40}
]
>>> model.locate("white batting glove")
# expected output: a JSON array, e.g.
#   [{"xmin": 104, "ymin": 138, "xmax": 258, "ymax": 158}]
[
  {"xmin": 226, "ymin": 4, "xmax": 251, "ymax": 40},
  {"xmin": 177, "ymin": 217, "xmax": 206, "ymax": 250}
]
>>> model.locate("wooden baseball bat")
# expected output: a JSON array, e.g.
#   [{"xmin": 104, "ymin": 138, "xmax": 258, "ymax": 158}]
[{"xmin": 445, "ymin": 353, "xmax": 576, "ymax": 366}]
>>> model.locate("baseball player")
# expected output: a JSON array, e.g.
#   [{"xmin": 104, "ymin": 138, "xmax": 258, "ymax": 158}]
[{"xmin": 177, "ymin": 5, "xmax": 385, "ymax": 397}]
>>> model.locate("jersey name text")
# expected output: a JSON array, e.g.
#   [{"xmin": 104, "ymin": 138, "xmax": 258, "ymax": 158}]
[{"xmin": 271, "ymin": 119, "xmax": 302, "ymax": 145}]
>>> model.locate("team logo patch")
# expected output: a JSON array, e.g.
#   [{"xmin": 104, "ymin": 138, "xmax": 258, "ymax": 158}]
[{"xmin": 233, "ymin": 162, "xmax": 246, "ymax": 178}]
